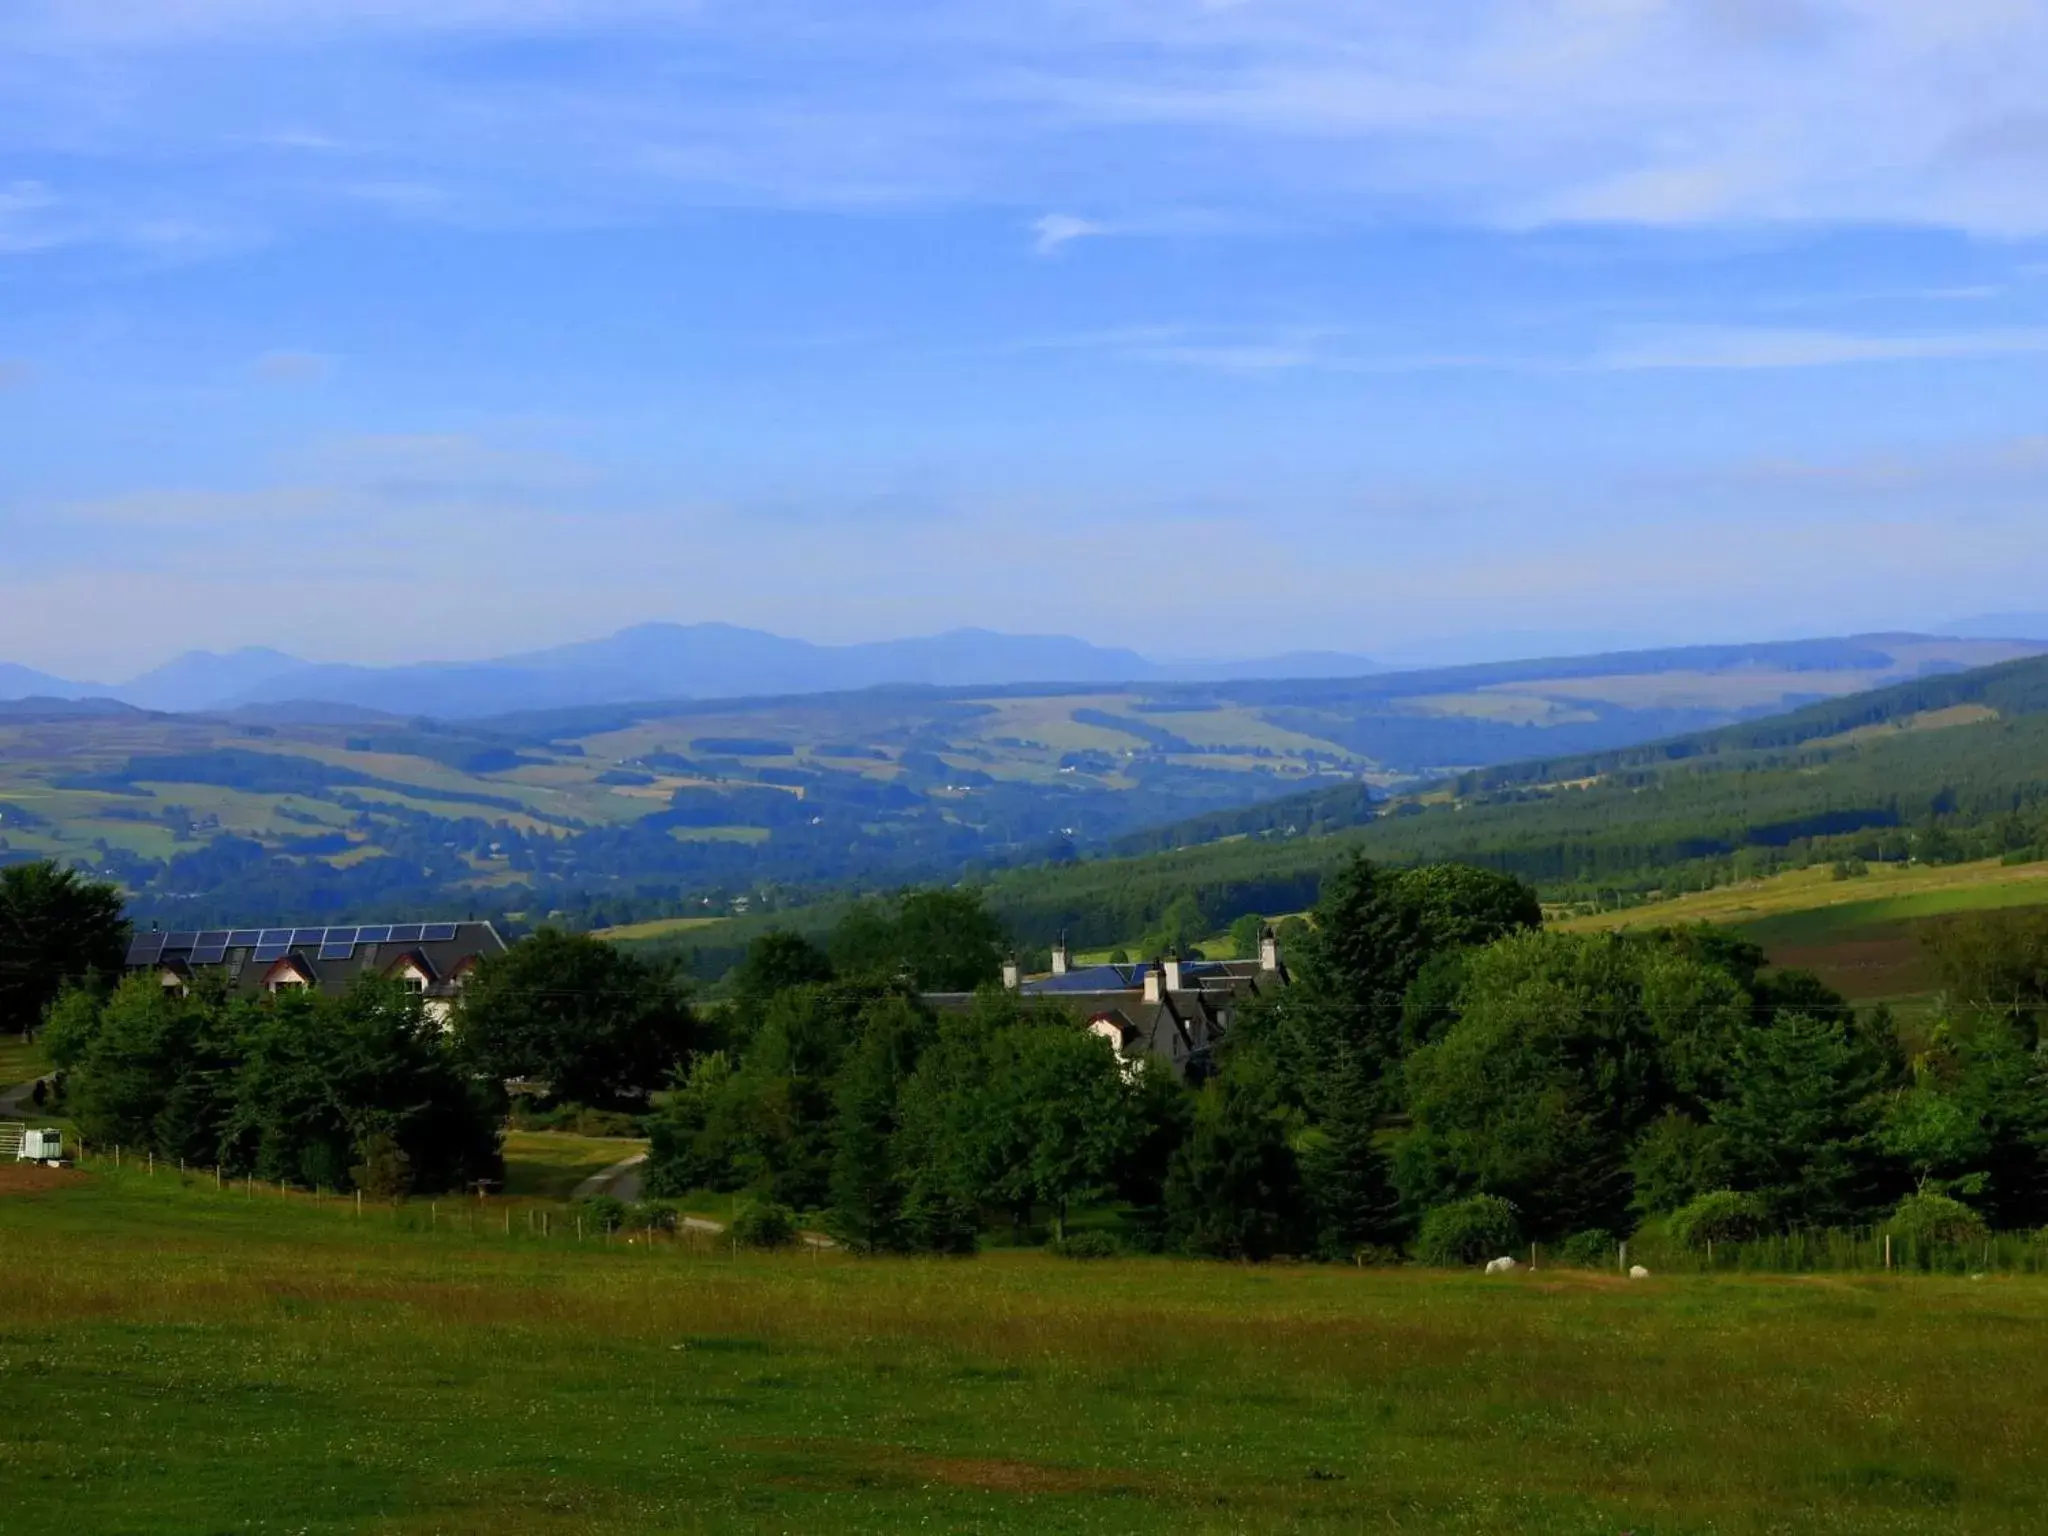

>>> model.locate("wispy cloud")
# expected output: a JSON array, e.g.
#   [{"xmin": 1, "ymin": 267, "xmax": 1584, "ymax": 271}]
[
  {"xmin": 8, "ymin": 2, "xmax": 2048, "ymax": 242},
  {"xmin": 1031, "ymin": 213, "xmax": 1106, "ymax": 256},
  {"xmin": 1595, "ymin": 324, "xmax": 2048, "ymax": 371}
]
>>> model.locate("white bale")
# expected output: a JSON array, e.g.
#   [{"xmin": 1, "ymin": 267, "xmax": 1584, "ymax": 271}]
[
  {"xmin": 1629, "ymin": 1265, "xmax": 1651, "ymax": 1280},
  {"xmin": 1484, "ymin": 1256, "xmax": 1518, "ymax": 1275}
]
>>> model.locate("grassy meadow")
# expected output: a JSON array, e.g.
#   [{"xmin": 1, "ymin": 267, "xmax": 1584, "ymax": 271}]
[
  {"xmin": 5, "ymin": 1163, "xmax": 2048, "ymax": 1534},
  {"xmin": 499, "ymin": 1130, "xmax": 649, "ymax": 1199},
  {"xmin": 0, "ymin": 1031, "xmax": 51, "ymax": 1091}
]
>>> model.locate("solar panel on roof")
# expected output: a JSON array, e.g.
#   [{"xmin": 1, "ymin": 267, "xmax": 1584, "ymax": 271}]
[
  {"xmin": 422, "ymin": 922, "xmax": 459, "ymax": 942},
  {"xmin": 128, "ymin": 934, "xmax": 166, "ymax": 966},
  {"xmin": 198, "ymin": 929, "xmax": 232, "ymax": 946},
  {"xmin": 228, "ymin": 930, "xmax": 264, "ymax": 947},
  {"xmin": 388, "ymin": 924, "xmax": 424, "ymax": 944},
  {"xmin": 356, "ymin": 925, "xmax": 393, "ymax": 944},
  {"xmin": 323, "ymin": 927, "xmax": 359, "ymax": 946},
  {"xmin": 252, "ymin": 940, "xmax": 291, "ymax": 962},
  {"xmin": 163, "ymin": 931, "xmax": 200, "ymax": 950},
  {"xmin": 291, "ymin": 928, "xmax": 325, "ymax": 946},
  {"xmin": 260, "ymin": 929, "xmax": 294, "ymax": 946},
  {"xmin": 318, "ymin": 940, "xmax": 357, "ymax": 961},
  {"xmin": 192, "ymin": 941, "xmax": 230, "ymax": 965}
]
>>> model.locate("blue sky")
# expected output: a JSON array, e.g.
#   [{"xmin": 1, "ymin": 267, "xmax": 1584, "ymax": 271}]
[{"xmin": 4, "ymin": 0, "xmax": 2048, "ymax": 679}]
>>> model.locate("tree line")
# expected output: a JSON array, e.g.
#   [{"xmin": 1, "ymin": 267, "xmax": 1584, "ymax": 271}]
[{"xmin": 17, "ymin": 851, "xmax": 2048, "ymax": 1264}]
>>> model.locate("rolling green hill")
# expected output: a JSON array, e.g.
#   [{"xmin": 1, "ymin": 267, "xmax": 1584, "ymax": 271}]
[{"xmin": 0, "ymin": 633, "xmax": 2034, "ymax": 932}]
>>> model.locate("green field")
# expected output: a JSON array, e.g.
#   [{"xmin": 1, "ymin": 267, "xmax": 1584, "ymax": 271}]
[
  {"xmin": 499, "ymin": 1130, "xmax": 650, "ymax": 1199},
  {"xmin": 4, "ymin": 1164, "xmax": 2048, "ymax": 1533},
  {"xmin": 1555, "ymin": 859, "xmax": 2048, "ymax": 1003}
]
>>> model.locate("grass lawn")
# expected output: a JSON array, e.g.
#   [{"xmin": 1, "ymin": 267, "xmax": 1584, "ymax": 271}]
[
  {"xmin": 0, "ymin": 1031, "xmax": 51, "ymax": 1089},
  {"xmin": 500, "ymin": 1130, "xmax": 650, "ymax": 1199},
  {"xmin": 5, "ymin": 1166, "xmax": 2048, "ymax": 1533}
]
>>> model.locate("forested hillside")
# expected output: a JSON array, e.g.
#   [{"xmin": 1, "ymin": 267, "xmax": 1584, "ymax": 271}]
[{"xmin": 899, "ymin": 655, "xmax": 2048, "ymax": 959}]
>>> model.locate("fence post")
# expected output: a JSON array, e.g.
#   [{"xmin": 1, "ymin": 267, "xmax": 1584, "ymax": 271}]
[
  {"xmin": 215, "ymin": 1165, "xmax": 221, "ymax": 1191},
  {"xmin": 1619, "ymin": 1240, "xmax": 1628, "ymax": 1274},
  {"xmin": 356, "ymin": 1190, "xmax": 362, "ymax": 1218},
  {"xmin": 1884, "ymin": 1234, "xmax": 1893, "ymax": 1272}
]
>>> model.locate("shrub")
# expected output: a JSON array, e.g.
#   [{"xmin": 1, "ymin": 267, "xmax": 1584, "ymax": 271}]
[
  {"xmin": 1555, "ymin": 1230, "xmax": 1617, "ymax": 1270},
  {"xmin": 1413, "ymin": 1195, "xmax": 1521, "ymax": 1267},
  {"xmin": 731, "ymin": 1198, "xmax": 797, "ymax": 1249},
  {"xmin": 350, "ymin": 1133, "xmax": 414, "ymax": 1201},
  {"xmin": 1887, "ymin": 1193, "xmax": 1989, "ymax": 1247},
  {"xmin": 1052, "ymin": 1230, "xmax": 1123, "ymax": 1260},
  {"xmin": 573, "ymin": 1195, "xmax": 626, "ymax": 1232},
  {"xmin": 629, "ymin": 1200, "xmax": 680, "ymax": 1233},
  {"xmin": 509, "ymin": 1099, "xmax": 644, "ymax": 1137},
  {"xmin": 1667, "ymin": 1191, "xmax": 1770, "ymax": 1250}
]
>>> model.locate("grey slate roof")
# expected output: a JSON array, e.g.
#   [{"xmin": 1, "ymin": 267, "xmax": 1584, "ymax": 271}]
[{"xmin": 929, "ymin": 948, "xmax": 1289, "ymax": 1079}]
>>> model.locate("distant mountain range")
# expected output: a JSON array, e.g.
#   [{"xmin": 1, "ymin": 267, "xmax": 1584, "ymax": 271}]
[
  {"xmin": 0, "ymin": 624, "xmax": 1388, "ymax": 718},
  {"xmin": 9, "ymin": 616, "xmax": 2048, "ymax": 720}
]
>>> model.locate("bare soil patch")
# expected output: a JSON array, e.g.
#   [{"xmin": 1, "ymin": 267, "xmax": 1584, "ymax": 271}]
[{"xmin": 0, "ymin": 1164, "xmax": 88, "ymax": 1196}]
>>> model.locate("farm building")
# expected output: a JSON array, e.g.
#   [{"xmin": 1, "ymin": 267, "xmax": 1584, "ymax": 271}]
[
  {"xmin": 929, "ymin": 929, "xmax": 1289, "ymax": 1081},
  {"xmin": 125, "ymin": 922, "xmax": 507, "ymax": 1023}
]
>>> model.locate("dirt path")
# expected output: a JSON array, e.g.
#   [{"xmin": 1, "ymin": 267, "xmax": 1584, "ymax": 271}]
[
  {"xmin": 0, "ymin": 1076, "xmax": 50, "ymax": 1119},
  {"xmin": 572, "ymin": 1152, "xmax": 648, "ymax": 1203}
]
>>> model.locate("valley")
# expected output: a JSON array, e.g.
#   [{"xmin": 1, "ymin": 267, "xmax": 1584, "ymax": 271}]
[{"xmin": 6, "ymin": 631, "xmax": 2025, "ymax": 935}]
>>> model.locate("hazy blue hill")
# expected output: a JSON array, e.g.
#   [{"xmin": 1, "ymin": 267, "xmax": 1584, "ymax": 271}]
[
  {"xmin": 12, "ymin": 625, "xmax": 2031, "ymax": 720},
  {"xmin": 219, "ymin": 624, "xmax": 1171, "ymax": 716},
  {"xmin": 114, "ymin": 647, "xmax": 306, "ymax": 713},
  {"xmin": 0, "ymin": 663, "xmax": 92, "ymax": 701}
]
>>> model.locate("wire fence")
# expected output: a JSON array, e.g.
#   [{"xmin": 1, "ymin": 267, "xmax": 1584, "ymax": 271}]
[{"xmin": 68, "ymin": 1142, "xmax": 834, "ymax": 1262}]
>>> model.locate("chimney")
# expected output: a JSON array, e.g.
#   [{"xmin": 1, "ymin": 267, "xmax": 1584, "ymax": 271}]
[
  {"xmin": 1051, "ymin": 931, "xmax": 1070, "ymax": 976},
  {"xmin": 1259, "ymin": 923, "xmax": 1280, "ymax": 973},
  {"xmin": 1002, "ymin": 953, "xmax": 1021, "ymax": 991},
  {"xmin": 1163, "ymin": 951, "xmax": 1184, "ymax": 993},
  {"xmin": 1142, "ymin": 962, "xmax": 1162, "ymax": 1004}
]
